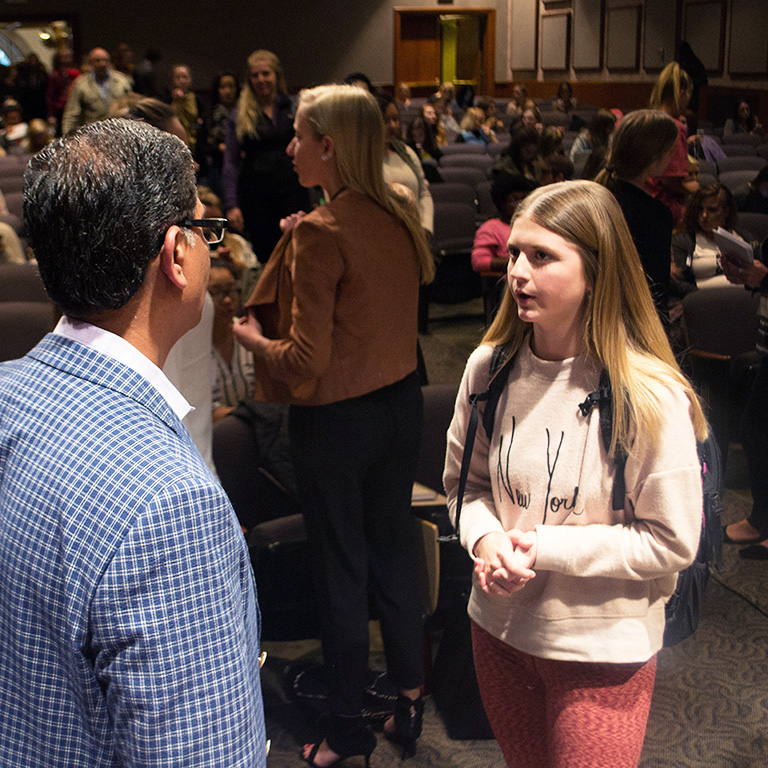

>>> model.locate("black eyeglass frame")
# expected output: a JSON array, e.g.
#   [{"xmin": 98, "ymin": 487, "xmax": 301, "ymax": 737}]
[{"xmin": 180, "ymin": 218, "xmax": 228, "ymax": 248}]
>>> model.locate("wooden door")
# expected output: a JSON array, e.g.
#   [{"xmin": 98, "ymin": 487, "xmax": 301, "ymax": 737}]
[{"xmin": 394, "ymin": 8, "xmax": 495, "ymax": 93}]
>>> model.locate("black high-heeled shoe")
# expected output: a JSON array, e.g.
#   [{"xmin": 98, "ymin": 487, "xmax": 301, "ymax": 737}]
[
  {"xmin": 303, "ymin": 716, "xmax": 376, "ymax": 768},
  {"xmin": 385, "ymin": 694, "xmax": 424, "ymax": 760}
]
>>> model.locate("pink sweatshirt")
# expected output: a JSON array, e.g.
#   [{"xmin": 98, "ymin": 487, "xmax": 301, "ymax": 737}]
[{"xmin": 471, "ymin": 217, "xmax": 511, "ymax": 273}]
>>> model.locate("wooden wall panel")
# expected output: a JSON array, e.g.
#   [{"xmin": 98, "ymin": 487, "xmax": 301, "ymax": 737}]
[
  {"xmin": 729, "ymin": 0, "xmax": 768, "ymax": 75},
  {"xmin": 643, "ymin": 0, "xmax": 677, "ymax": 72},
  {"xmin": 683, "ymin": 0, "xmax": 725, "ymax": 73},
  {"xmin": 606, "ymin": 5, "xmax": 640, "ymax": 71},
  {"xmin": 510, "ymin": 0, "xmax": 538, "ymax": 71},
  {"xmin": 573, "ymin": 0, "xmax": 603, "ymax": 71},
  {"xmin": 540, "ymin": 12, "xmax": 570, "ymax": 71}
]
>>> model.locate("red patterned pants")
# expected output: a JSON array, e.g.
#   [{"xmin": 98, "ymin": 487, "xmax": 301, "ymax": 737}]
[{"xmin": 472, "ymin": 621, "xmax": 656, "ymax": 768}]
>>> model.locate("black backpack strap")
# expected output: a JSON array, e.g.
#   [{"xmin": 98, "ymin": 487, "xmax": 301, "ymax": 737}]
[
  {"xmin": 482, "ymin": 345, "xmax": 517, "ymax": 441},
  {"xmin": 454, "ymin": 345, "xmax": 517, "ymax": 538},
  {"xmin": 594, "ymin": 370, "xmax": 626, "ymax": 511}
]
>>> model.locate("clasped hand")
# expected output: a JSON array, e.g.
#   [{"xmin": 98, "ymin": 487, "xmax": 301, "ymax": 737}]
[
  {"xmin": 232, "ymin": 311, "xmax": 265, "ymax": 353},
  {"xmin": 473, "ymin": 529, "xmax": 537, "ymax": 596}
]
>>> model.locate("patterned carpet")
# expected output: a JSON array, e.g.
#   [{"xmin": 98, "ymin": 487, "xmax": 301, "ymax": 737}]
[{"xmin": 261, "ymin": 307, "xmax": 768, "ymax": 767}]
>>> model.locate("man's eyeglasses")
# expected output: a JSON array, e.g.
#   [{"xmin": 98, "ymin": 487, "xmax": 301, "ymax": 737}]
[{"xmin": 181, "ymin": 218, "xmax": 227, "ymax": 248}]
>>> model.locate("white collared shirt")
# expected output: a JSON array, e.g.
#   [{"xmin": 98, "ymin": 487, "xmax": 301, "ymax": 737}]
[{"xmin": 54, "ymin": 316, "xmax": 192, "ymax": 421}]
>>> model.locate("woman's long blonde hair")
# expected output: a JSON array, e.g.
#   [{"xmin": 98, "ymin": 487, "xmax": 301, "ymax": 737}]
[
  {"xmin": 649, "ymin": 62, "xmax": 693, "ymax": 117},
  {"xmin": 235, "ymin": 50, "xmax": 287, "ymax": 142},
  {"xmin": 484, "ymin": 181, "xmax": 706, "ymax": 452},
  {"xmin": 298, "ymin": 84, "xmax": 434, "ymax": 283}
]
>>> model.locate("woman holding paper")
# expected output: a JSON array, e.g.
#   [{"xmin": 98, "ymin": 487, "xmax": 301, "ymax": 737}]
[{"xmin": 672, "ymin": 181, "xmax": 755, "ymax": 290}]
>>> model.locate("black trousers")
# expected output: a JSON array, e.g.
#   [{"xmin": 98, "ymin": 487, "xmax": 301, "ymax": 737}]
[
  {"xmin": 289, "ymin": 372, "xmax": 425, "ymax": 717},
  {"xmin": 743, "ymin": 355, "xmax": 768, "ymax": 537}
]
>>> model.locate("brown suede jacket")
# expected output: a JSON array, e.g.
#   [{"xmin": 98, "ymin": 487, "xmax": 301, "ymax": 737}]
[{"xmin": 245, "ymin": 189, "xmax": 420, "ymax": 405}]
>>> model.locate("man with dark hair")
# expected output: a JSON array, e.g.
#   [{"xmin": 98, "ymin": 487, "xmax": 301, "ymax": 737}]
[{"xmin": 0, "ymin": 119, "xmax": 267, "ymax": 766}]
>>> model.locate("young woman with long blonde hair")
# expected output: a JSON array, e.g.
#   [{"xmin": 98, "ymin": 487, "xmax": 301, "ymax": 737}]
[{"xmin": 444, "ymin": 180, "xmax": 706, "ymax": 768}]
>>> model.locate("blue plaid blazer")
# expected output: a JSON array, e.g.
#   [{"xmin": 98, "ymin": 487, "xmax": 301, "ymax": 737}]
[{"xmin": 0, "ymin": 334, "xmax": 266, "ymax": 767}]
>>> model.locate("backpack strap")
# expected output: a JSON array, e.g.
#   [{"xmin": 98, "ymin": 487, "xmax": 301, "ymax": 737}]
[
  {"xmin": 592, "ymin": 369, "xmax": 626, "ymax": 511},
  {"xmin": 454, "ymin": 345, "xmax": 517, "ymax": 538},
  {"xmin": 455, "ymin": 355, "xmax": 626, "ymax": 541}
]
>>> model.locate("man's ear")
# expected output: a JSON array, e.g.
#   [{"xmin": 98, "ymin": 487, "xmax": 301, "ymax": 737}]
[{"xmin": 158, "ymin": 225, "xmax": 188, "ymax": 290}]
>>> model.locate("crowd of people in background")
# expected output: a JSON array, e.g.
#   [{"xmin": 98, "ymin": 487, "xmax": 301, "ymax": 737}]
[{"xmin": 0, "ymin": 44, "xmax": 766, "ymax": 409}]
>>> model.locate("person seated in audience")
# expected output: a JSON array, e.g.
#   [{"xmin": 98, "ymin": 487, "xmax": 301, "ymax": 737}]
[
  {"xmin": 647, "ymin": 62, "xmax": 693, "ymax": 225},
  {"xmin": 24, "ymin": 118, "xmax": 52, "ymax": 154},
  {"xmin": 505, "ymin": 82, "xmax": 527, "ymax": 118},
  {"xmin": 209, "ymin": 257, "xmax": 254, "ymax": 423},
  {"xmin": 538, "ymin": 125, "xmax": 564, "ymax": 159},
  {"xmin": 672, "ymin": 181, "xmax": 754, "ymax": 290},
  {"xmin": 596, "ymin": 109, "xmax": 679, "ymax": 325},
  {"xmin": 551, "ymin": 80, "xmax": 578, "ymax": 113},
  {"xmin": 472, "ymin": 172, "xmax": 537, "ymax": 274},
  {"xmin": 198, "ymin": 185, "xmax": 261, "ymax": 301},
  {"xmin": 459, "ymin": 106, "xmax": 497, "ymax": 146},
  {"xmin": 431, "ymin": 95, "xmax": 460, "ymax": 143},
  {"xmin": 436, "ymin": 81, "xmax": 461, "ymax": 116},
  {"xmin": 395, "ymin": 81, "xmax": 411, "ymax": 110},
  {"xmin": 0, "ymin": 99, "xmax": 28, "ymax": 155},
  {"xmin": 683, "ymin": 155, "xmax": 700, "ymax": 199},
  {"xmin": 406, "ymin": 116, "xmax": 442, "ymax": 170},
  {"xmin": 493, "ymin": 126, "xmax": 540, "ymax": 181},
  {"xmin": 475, "ymin": 96, "xmax": 504, "ymax": 134},
  {"xmin": 198, "ymin": 186, "xmax": 258, "ymax": 267},
  {"xmin": 456, "ymin": 85, "xmax": 475, "ymax": 112},
  {"xmin": 520, "ymin": 104, "xmax": 543, "ymax": 133},
  {"xmin": 723, "ymin": 99, "xmax": 763, "ymax": 137},
  {"xmin": 569, "ymin": 109, "xmax": 616, "ymax": 164},
  {"xmin": 421, "ymin": 101, "xmax": 447, "ymax": 146},
  {"xmin": 380, "ymin": 94, "xmax": 434, "ymax": 235},
  {"xmin": 580, "ymin": 111, "xmax": 618, "ymax": 180},
  {"xmin": 0, "ymin": 220, "xmax": 26, "ymax": 264},
  {"xmin": 740, "ymin": 166, "xmax": 768, "ymax": 215},
  {"xmin": 536, "ymin": 153, "xmax": 574, "ymax": 186},
  {"xmin": 720, "ymin": 237, "xmax": 768, "ymax": 559}
]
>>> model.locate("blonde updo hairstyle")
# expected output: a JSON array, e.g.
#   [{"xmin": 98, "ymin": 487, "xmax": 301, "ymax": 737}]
[
  {"xmin": 298, "ymin": 84, "xmax": 434, "ymax": 283},
  {"xmin": 650, "ymin": 62, "xmax": 693, "ymax": 117},
  {"xmin": 484, "ymin": 180, "xmax": 706, "ymax": 451}
]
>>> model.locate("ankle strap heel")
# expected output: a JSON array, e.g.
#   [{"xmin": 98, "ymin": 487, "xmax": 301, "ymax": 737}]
[{"xmin": 388, "ymin": 694, "xmax": 424, "ymax": 760}]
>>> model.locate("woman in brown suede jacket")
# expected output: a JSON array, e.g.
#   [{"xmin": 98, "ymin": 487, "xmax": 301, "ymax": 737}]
[{"xmin": 234, "ymin": 84, "xmax": 434, "ymax": 768}]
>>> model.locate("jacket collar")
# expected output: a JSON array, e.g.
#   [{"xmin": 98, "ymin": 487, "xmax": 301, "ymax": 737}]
[{"xmin": 27, "ymin": 334, "xmax": 189, "ymax": 441}]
